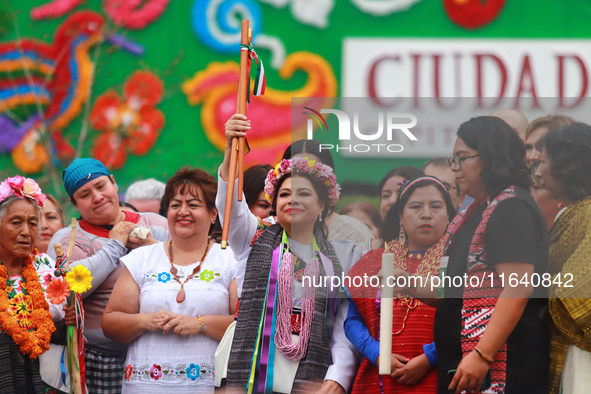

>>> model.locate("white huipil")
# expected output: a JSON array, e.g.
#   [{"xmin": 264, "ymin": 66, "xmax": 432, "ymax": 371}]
[{"xmin": 120, "ymin": 242, "xmax": 237, "ymax": 393}]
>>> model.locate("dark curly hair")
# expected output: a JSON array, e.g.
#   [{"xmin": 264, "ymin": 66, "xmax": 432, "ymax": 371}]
[
  {"xmin": 535, "ymin": 122, "xmax": 591, "ymax": 202},
  {"xmin": 457, "ymin": 116, "xmax": 530, "ymax": 199}
]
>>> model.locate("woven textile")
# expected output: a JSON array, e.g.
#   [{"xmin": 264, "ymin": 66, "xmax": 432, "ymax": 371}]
[
  {"xmin": 226, "ymin": 224, "xmax": 343, "ymax": 393},
  {"xmin": 85, "ymin": 347, "xmax": 126, "ymax": 394},
  {"xmin": 545, "ymin": 196, "xmax": 591, "ymax": 394}
]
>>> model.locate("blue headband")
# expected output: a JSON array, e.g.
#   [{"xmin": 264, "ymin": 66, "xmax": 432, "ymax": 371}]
[{"xmin": 63, "ymin": 158, "xmax": 111, "ymax": 197}]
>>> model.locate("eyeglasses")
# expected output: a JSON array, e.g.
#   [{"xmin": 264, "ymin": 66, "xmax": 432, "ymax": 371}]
[
  {"xmin": 449, "ymin": 154, "xmax": 480, "ymax": 170},
  {"xmin": 441, "ymin": 182, "xmax": 460, "ymax": 194}
]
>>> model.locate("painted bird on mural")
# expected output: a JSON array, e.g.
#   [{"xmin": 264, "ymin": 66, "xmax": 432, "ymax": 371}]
[
  {"xmin": 0, "ymin": 10, "xmax": 105, "ymax": 173},
  {"xmin": 182, "ymin": 51, "xmax": 337, "ymax": 167}
]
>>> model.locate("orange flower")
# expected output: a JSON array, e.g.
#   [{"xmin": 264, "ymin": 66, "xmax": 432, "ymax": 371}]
[
  {"xmin": 46, "ymin": 277, "xmax": 70, "ymax": 305},
  {"xmin": 90, "ymin": 70, "xmax": 165, "ymax": 169}
]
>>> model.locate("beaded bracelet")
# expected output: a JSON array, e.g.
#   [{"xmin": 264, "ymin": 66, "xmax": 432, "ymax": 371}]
[
  {"xmin": 198, "ymin": 316, "xmax": 205, "ymax": 335},
  {"xmin": 474, "ymin": 347, "xmax": 494, "ymax": 364}
]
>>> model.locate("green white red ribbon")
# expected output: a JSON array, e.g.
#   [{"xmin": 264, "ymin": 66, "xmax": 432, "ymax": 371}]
[{"xmin": 240, "ymin": 41, "xmax": 266, "ymax": 103}]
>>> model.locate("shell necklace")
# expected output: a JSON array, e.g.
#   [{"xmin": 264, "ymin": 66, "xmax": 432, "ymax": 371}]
[{"xmin": 168, "ymin": 240, "xmax": 211, "ymax": 303}]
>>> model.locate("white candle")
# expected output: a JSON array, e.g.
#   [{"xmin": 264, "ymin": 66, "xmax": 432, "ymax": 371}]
[{"xmin": 379, "ymin": 251, "xmax": 394, "ymax": 375}]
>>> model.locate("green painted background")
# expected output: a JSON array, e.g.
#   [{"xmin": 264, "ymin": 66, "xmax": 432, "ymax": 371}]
[{"xmin": 2, "ymin": 0, "xmax": 590, "ymax": 208}]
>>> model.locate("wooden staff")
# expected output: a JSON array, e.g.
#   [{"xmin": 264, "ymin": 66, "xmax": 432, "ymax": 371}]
[
  {"xmin": 221, "ymin": 19, "xmax": 250, "ymax": 249},
  {"xmin": 54, "ymin": 217, "xmax": 82, "ymax": 394}
]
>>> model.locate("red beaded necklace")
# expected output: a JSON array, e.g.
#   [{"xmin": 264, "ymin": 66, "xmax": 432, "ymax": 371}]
[{"xmin": 167, "ymin": 240, "xmax": 211, "ymax": 303}]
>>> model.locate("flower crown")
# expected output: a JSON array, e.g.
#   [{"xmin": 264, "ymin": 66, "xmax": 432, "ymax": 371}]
[
  {"xmin": 264, "ymin": 157, "xmax": 340, "ymax": 206},
  {"xmin": 0, "ymin": 176, "xmax": 47, "ymax": 208}
]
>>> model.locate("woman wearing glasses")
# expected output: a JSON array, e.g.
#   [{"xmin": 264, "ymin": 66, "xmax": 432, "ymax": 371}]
[{"xmin": 435, "ymin": 116, "xmax": 549, "ymax": 394}]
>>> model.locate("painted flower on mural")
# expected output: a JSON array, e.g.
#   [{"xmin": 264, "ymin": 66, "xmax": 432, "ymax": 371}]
[{"xmin": 90, "ymin": 70, "xmax": 165, "ymax": 169}]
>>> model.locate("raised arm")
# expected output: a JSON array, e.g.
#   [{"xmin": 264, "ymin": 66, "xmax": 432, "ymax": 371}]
[{"xmin": 216, "ymin": 114, "xmax": 259, "ymax": 256}]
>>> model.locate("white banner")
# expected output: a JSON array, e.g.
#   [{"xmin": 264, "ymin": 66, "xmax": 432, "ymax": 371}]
[{"xmin": 339, "ymin": 38, "xmax": 591, "ymax": 157}]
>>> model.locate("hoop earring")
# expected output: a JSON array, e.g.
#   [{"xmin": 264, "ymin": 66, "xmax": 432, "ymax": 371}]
[{"xmin": 399, "ymin": 225, "xmax": 406, "ymax": 245}]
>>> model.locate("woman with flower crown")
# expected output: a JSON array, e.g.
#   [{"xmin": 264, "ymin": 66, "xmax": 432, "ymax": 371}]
[
  {"xmin": 344, "ymin": 177, "xmax": 456, "ymax": 394},
  {"xmin": 217, "ymin": 118, "xmax": 362, "ymax": 393},
  {"xmin": 0, "ymin": 176, "xmax": 71, "ymax": 393}
]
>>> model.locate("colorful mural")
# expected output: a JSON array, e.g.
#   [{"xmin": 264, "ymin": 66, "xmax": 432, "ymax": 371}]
[
  {"xmin": 1, "ymin": 0, "xmax": 590, "ymax": 197},
  {"xmin": 182, "ymin": 51, "xmax": 337, "ymax": 166}
]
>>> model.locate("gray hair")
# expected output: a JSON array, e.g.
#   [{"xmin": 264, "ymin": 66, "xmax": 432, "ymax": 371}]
[
  {"xmin": 421, "ymin": 157, "xmax": 452, "ymax": 172},
  {"xmin": 0, "ymin": 195, "xmax": 41, "ymax": 224},
  {"xmin": 124, "ymin": 178, "xmax": 166, "ymax": 202}
]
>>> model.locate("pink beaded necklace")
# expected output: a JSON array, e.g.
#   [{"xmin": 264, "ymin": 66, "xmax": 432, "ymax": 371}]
[{"xmin": 274, "ymin": 233, "xmax": 321, "ymax": 361}]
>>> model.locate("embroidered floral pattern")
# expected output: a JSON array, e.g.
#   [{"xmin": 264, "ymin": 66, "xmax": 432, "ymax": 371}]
[
  {"xmin": 149, "ymin": 364, "xmax": 163, "ymax": 380},
  {"xmin": 34, "ymin": 255, "xmax": 53, "ymax": 270},
  {"xmin": 125, "ymin": 362, "xmax": 213, "ymax": 381},
  {"xmin": 144, "ymin": 270, "xmax": 221, "ymax": 284},
  {"xmin": 125, "ymin": 364, "xmax": 133, "ymax": 380},
  {"xmin": 199, "ymin": 270, "xmax": 215, "ymax": 282},
  {"xmin": 157, "ymin": 272, "xmax": 171, "ymax": 283},
  {"xmin": 8, "ymin": 292, "xmax": 33, "ymax": 329},
  {"xmin": 186, "ymin": 363, "xmax": 200, "ymax": 380}
]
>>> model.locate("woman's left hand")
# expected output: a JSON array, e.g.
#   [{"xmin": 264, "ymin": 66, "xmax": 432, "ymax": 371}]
[
  {"xmin": 391, "ymin": 353, "xmax": 431, "ymax": 385},
  {"xmin": 314, "ymin": 380, "xmax": 345, "ymax": 394},
  {"xmin": 161, "ymin": 314, "xmax": 200, "ymax": 336},
  {"xmin": 448, "ymin": 350, "xmax": 490, "ymax": 393}
]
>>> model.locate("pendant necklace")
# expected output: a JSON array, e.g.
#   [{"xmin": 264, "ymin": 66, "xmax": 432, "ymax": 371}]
[{"xmin": 168, "ymin": 240, "xmax": 211, "ymax": 303}]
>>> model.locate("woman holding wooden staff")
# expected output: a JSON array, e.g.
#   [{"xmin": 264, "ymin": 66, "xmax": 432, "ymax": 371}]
[
  {"xmin": 344, "ymin": 177, "xmax": 456, "ymax": 394},
  {"xmin": 217, "ymin": 123, "xmax": 362, "ymax": 393},
  {"xmin": 0, "ymin": 175, "xmax": 70, "ymax": 393}
]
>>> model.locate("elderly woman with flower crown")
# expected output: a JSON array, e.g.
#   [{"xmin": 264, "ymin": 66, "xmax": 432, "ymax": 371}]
[
  {"xmin": 216, "ymin": 124, "xmax": 362, "ymax": 393},
  {"xmin": 0, "ymin": 175, "xmax": 74, "ymax": 393}
]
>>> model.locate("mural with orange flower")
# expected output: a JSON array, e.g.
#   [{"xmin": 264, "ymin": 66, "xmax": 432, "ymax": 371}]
[
  {"xmin": 90, "ymin": 71, "xmax": 165, "ymax": 170},
  {"xmin": 182, "ymin": 51, "xmax": 337, "ymax": 167}
]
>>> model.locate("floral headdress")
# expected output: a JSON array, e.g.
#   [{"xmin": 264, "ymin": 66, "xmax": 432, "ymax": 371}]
[
  {"xmin": 264, "ymin": 157, "xmax": 340, "ymax": 206},
  {"xmin": 0, "ymin": 176, "xmax": 47, "ymax": 208}
]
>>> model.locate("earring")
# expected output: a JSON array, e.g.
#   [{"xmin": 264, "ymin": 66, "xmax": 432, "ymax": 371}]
[
  {"xmin": 318, "ymin": 214, "xmax": 323, "ymax": 222},
  {"xmin": 399, "ymin": 225, "xmax": 406, "ymax": 245}
]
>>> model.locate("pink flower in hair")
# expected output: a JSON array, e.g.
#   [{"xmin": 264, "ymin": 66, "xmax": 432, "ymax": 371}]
[
  {"xmin": 6, "ymin": 176, "xmax": 25, "ymax": 196},
  {"xmin": 318, "ymin": 165, "xmax": 331, "ymax": 177},
  {"xmin": 0, "ymin": 181, "xmax": 12, "ymax": 201},
  {"xmin": 1, "ymin": 176, "xmax": 47, "ymax": 207}
]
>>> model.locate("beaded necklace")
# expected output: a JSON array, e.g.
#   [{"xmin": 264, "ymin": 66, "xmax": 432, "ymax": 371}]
[
  {"xmin": 274, "ymin": 231, "xmax": 320, "ymax": 361},
  {"xmin": 167, "ymin": 240, "xmax": 211, "ymax": 303},
  {"xmin": 380, "ymin": 237, "xmax": 445, "ymax": 335}
]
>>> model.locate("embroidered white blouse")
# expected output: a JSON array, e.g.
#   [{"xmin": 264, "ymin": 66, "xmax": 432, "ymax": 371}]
[{"xmin": 120, "ymin": 242, "xmax": 237, "ymax": 394}]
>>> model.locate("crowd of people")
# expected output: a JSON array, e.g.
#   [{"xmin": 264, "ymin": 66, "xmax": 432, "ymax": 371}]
[{"xmin": 0, "ymin": 109, "xmax": 590, "ymax": 394}]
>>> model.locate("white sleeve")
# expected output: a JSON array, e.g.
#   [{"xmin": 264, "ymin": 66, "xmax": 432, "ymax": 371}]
[
  {"xmin": 324, "ymin": 298, "xmax": 360, "ymax": 391},
  {"xmin": 120, "ymin": 247, "xmax": 144, "ymax": 285},
  {"xmin": 215, "ymin": 164, "xmax": 258, "ymax": 255}
]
